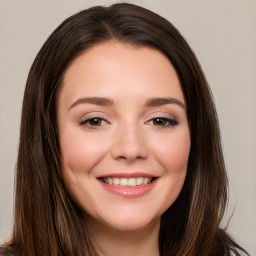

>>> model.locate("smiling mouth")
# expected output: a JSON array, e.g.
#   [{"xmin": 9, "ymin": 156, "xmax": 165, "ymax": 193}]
[{"xmin": 98, "ymin": 177, "xmax": 157, "ymax": 187}]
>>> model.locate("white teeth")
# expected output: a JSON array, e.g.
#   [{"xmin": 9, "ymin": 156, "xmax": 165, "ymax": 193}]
[
  {"xmin": 136, "ymin": 177, "xmax": 143, "ymax": 186},
  {"xmin": 113, "ymin": 178, "xmax": 119, "ymax": 185},
  {"xmin": 128, "ymin": 178, "xmax": 137, "ymax": 186},
  {"xmin": 101, "ymin": 177, "xmax": 153, "ymax": 187},
  {"xmin": 120, "ymin": 178, "xmax": 128, "ymax": 186},
  {"xmin": 143, "ymin": 177, "xmax": 149, "ymax": 184}
]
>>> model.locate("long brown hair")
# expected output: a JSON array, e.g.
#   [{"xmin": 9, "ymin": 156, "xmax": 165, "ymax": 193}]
[{"xmin": 3, "ymin": 3, "xmax": 249, "ymax": 256}]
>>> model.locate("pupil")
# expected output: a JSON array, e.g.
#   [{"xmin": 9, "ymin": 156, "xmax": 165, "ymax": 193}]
[
  {"xmin": 154, "ymin": 118, "xmax": 165, "ymax": 126},
  {"xmin": 90, "ymin": 118, "xmax": 101, "ymax": 126}
]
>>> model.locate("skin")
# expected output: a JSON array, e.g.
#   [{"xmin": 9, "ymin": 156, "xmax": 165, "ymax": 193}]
[{"xmin": 57, "ymin": 41, "xmax": 191, "ymax": 256}]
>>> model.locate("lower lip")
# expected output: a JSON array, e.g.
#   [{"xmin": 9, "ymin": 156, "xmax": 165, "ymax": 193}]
[{"xmin": 99, "ymin": 179, "xmax": 158, "ymax": 198}]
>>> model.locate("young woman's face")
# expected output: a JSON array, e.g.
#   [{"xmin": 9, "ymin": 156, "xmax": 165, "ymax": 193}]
[{"xmin": 57, "ymin": 42, "xmax": 190, "ymax": 231}]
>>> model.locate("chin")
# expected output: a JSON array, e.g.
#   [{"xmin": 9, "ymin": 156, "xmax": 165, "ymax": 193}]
[
  {"xmin": 114, "ymin": 217, "xmax": 157, "ymax": 231},
  {"xmin": 91, "ymin": 204, "xmax": 163, "ymax": 233}
]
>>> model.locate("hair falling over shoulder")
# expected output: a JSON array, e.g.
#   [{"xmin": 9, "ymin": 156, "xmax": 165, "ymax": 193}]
[{"xmin": 2, "ymin": 3, "xmax": 249, "ymax": 256}]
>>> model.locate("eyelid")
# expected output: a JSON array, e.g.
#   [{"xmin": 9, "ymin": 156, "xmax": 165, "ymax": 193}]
[
  {"xmin": 145, "ymin": 111, "xmax": 176, "ymax": 121},
  {"xmin": 146, "ymin": 117, "xmax": 178, "ymax": 127},
  {"xmin": 79, "ymin": 111, "xmax": 109, "ymax": 122},
  {"xmin": 145, "ymin": 111, "xmax": 179, "ymax": 127},
  {"xmin": 79, "ymin": 117, "xmax": 109, "ymax": 130},
  {"xmin": 79, "ymin": 112, "xmax": 111, "ymax": 128},
  {"xmin": 79, "ymin": 117, "xmax": 108, "ymax": 124}
]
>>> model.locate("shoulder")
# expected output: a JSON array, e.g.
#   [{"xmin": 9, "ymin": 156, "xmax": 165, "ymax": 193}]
[{"xmin": 0, "ymin": 247, "xmax": 16, "ymax": 256}]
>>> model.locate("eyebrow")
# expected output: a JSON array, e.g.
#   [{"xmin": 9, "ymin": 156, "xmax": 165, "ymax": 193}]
[
  {"xmin": 68, "ymin": 97, "xmax": 115, "ymax": 110},
  {"xmin": 68, "ymin": 96, "xmax": 185, "ymax": 110},
  {"xmin": 145, "ymin": 97, "xmax": 185, "ymax": 109}
]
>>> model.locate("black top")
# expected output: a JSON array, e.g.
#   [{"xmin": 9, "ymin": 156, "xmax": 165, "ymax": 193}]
[{"xmin": 0, "ymin": 248, "xmax": 15, "ymax": 256}]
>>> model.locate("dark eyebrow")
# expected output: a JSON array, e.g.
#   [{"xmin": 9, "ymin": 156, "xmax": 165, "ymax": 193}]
[
  {"xmin": 145, "ymin": 97, "xmax": 185, "ymax": 109},
  {"xmin": 68, "ymin": 97, "xmax": 115, "ymax": 110},
  {"xmin": 68, "ymin": 96, "xmax": 185, "ymax": 110}
]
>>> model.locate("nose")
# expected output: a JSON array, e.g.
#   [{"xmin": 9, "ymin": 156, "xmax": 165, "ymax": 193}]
[{"xmin": 111, "ymin": 124, "xmax": 148, "ymax": 162}]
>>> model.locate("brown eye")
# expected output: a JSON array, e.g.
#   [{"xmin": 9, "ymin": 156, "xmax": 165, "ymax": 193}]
[
  {"xmin": 80, "ymin": 117, "xmax": 107, "ymax": 128},
  {"xmin": 88, "ymin": 118, "xmax": 103, "ymax": 126},
  {"xmin": 153, "ymin": 118, "xmax": 167, "ymax": 126},
  {"xmin": 148, "ymin": 117, "xmax": 178, "ymax": 127}
]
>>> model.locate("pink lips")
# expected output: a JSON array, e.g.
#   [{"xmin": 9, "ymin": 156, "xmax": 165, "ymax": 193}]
[{"xmin": 97, "ymin": 173, "xmax": 158, "ymax": 198}]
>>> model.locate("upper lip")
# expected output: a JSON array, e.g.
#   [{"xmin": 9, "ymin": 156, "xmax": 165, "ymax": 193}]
[{"xmin": 97, "ymin": 172, "xmax": 159, "ymax": 178}]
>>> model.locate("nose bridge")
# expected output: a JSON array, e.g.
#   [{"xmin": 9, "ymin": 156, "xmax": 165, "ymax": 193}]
[{"xmin": 111, "ymin": 119, "xmax": 148, "ymax": 161}]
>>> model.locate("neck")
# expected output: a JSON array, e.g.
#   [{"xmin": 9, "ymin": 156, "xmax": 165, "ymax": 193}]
[{"xmin": 88, "ymin": 217, "xmax": 160, "ymax": 256}]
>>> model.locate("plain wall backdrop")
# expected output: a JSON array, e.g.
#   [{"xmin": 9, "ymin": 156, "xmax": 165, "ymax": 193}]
[{"xmin": 0, "ymin": 0, "xmax": 255, "ymax": 254}]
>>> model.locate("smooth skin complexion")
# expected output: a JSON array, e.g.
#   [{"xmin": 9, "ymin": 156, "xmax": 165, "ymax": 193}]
[{"xmin": 57, "ymin": 42, "xmax": 191, "ymax": 256}]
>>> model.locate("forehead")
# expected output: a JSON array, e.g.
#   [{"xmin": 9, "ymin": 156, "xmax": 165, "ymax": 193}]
[{"xmin": 60, "ymin": 41, "xmax": 184, "ymax": 105}]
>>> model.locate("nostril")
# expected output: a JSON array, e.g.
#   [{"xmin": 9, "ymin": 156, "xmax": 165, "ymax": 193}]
[{"xmin": 110, "ymin": 132, "xmax": 148, "ymax": 161}]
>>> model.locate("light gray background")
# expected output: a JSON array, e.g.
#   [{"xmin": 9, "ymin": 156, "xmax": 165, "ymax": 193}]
[{"xmin": 0, "ymin": 0, "xmax": 255, "ymax": 254}]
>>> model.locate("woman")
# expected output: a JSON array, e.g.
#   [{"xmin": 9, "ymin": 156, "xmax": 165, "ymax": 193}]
[{"xmin": 1, "ymin": 3, "xmax": 249, "ymax": 256}]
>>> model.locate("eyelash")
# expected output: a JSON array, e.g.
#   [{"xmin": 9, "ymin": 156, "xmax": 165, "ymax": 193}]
[
  {"xmin": 146, "ymin": 117, "xmax": 178, "ymax": 127},
  {"xmin": 79, "ymin": 117, "xmax": 108, "ymax": 128},
  {"xmin": 79, "ymin": 117, "xmax": 178, "ymax": 128}
]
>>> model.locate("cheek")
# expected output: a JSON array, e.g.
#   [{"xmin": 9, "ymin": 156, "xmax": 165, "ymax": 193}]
[
  {"xmin": 153, "ymin": 130, "xmax": 191, "ymax": 172},
  {"xmin": 151, "ymin": 130, "xmax": 190, "ymax": 212},
  {"xmin": 59, "ymin": 131, "xmax": 110, "ymax": 211},
  {"xmin": 59, "ymin": 130, "xmax": 108, "ymax": 182}
]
